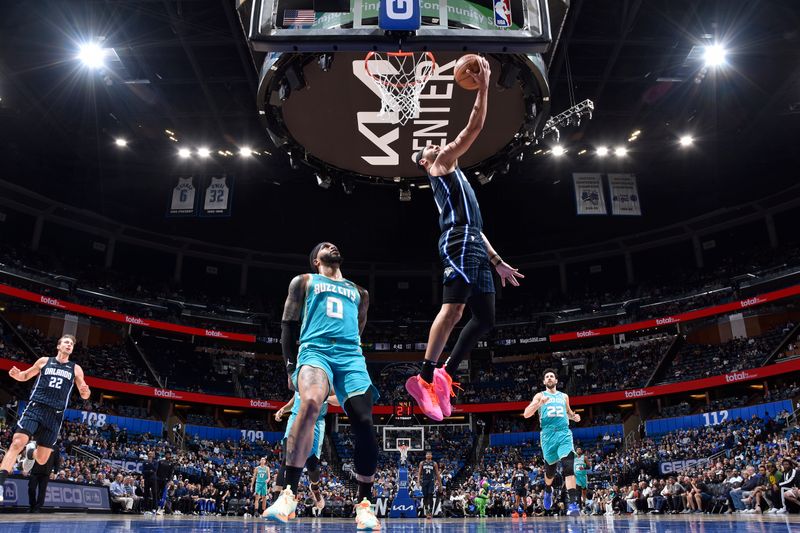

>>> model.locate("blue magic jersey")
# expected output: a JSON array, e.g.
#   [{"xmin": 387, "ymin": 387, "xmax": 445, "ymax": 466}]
[
  {"xmin": 29, "ymin": 357, "xmax": 76, "ymax": 410},
  {"xmin": 429, "ymin": 167, "xmax": 484, "ymax": 234},
  {"xmin": 299, "ymin": 274, "xmax": 361, "ymax": 345},
  {"xmin": 539, "ymin": 390, "xmax": 570, "ymax": 433}
]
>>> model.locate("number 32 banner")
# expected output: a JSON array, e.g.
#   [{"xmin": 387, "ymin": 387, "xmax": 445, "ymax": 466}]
[{"xmin": 202, "ymin": 175, "xmax": 234, "ymax": 217}]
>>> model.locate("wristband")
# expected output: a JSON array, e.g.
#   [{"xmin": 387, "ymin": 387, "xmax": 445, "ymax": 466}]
[{"xmin": 491, "ymin": 255, "xmax": 503, "ymax": 266}]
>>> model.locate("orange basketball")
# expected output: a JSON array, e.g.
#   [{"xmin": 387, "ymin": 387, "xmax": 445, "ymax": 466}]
[{"xmin": 454, "ymin": 54, "xmax": 482, "ymax": 91}]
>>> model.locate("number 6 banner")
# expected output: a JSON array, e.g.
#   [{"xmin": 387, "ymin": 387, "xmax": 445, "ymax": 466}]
[{"xmin": 167, "ymin": 176, "xmax": 197, "ymax": 216}]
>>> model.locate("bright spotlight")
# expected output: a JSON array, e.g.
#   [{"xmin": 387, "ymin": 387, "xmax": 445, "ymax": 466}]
[
  {"xmin": 596, "ymin": 146, "xmax": 609, "ymax": 157},
  {"xmin": 679, "ymin": 135, "xmax": 694, "ymax": 147},
  {"xmin": 178, "ymin": 148, "xmax": 191, "ymax": 158},
  {"xmin": 552, "ymin": 145, "xmax": 565, "ymax": 157},
  {"xmin": 614, "ymin": 146, "xmax": 627, "ymax": 157},
  {"xmin": 239, "ymin": 147, "xmax": 253, "ymax": 157},
  {"xmin": 114, "ymin": 138, "xmax": 127, "ymax": 147},
  {"xmin": 197, "ymin": 147, "xmax": 211, "ymax": 158},
  {"xmin": 78, "ymin": 43, "xmax": 106, "ymax": 69},
  {"xmin": 703, "ymin": 44, "xmax": 727, "ymax": 67}
]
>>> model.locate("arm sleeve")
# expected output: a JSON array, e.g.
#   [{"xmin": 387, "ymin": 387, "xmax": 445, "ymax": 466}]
[{"xmin": 281, "ymin": 320, "xmax": 301, "ymax": 375}]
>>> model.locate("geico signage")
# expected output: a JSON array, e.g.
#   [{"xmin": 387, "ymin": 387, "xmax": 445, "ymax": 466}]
[
  {"xmin": 102, "ymin": 459, "xmax": 144, "ymax": 473},
  {"xmin": 46, "ymin": 485, "xmax": 102, "ymax": 505},
  {"xmin": 660, "ymin": 458, "xmax": 709, "ymax": 475}
]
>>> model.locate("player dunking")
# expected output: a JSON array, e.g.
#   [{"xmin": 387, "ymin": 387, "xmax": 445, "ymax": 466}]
[
  {"xmin": 523, "ymin": 368, "xmax": 581, "ymax": 516},
  {"xmin": 417, "ymin": 451, "xmax": 441, "ymax": 519},
  {"xmin": 266, "ymin": 242, "xmax": 381, "ymax": 530},
  {"xmin": 407, "ymin": 56, "xmax": 524, "ymax": 421},
  {"xmin": 0, "ymin": 335, "xmax": 91, "ymax": 500},
  {"xmin": 251, "ymin": 457, "xmax": 271, "ymax": 515}
]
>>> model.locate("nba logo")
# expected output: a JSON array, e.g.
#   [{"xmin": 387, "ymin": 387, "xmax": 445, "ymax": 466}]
[{"xmin": 494, "ymin": 0, "xmax": 511, "ymax": 27}]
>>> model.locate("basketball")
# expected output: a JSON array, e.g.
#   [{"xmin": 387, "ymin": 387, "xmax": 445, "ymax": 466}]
[{"xmin": 454, "ymin": 54, "xmax": 482, "ymax": 90}]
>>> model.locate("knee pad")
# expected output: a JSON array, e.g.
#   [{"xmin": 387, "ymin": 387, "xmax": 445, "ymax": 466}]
[
  {"xmin": 545, "ymin": 462, "xmax": 557, "ymax": 479},
  {"xmin": 561, "ymin": 452, "xmax": 576, "ymax": 478}
]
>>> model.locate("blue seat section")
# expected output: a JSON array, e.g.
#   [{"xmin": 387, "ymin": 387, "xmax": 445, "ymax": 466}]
[
  {"xmin": 184, "ymin": 423, "xmax": 283, "ymax": 443},
  {"xmin": 645, "ymin": 400, "xmax": 792, "ymax": 437},
  {"xmin": 489, "ymin": 424, "xmax": 624, "ymax": 447},
  {"xmin": 18, "ymin": 402, "xmax": 162, "ymax": 435}
]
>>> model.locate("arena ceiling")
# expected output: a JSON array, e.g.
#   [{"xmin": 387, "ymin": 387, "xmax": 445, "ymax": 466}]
[{"xmin": 0, "ymin": 0, "xmax": 798, "ymax": 261}]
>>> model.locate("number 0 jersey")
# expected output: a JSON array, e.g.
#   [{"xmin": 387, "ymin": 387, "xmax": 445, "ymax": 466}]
[
  {"xmin": 539, "ymin": 390, "xmax": 570, "ymax": 433},
  {"xmin": 29, "ymin": 357, "xmax": 76, "ymax": 410},
  {"xmin": 299, "ymin": 274, "xmax": 361, "ymax": 345}
]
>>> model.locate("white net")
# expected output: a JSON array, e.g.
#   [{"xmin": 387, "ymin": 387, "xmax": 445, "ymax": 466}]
[
  {"xmin": 398, "ymin": 444, "xmax": 409, "ymax": 465},
  {"xmin": 365, "ymin": 51, "xmax": 436, "ymax": 126}
]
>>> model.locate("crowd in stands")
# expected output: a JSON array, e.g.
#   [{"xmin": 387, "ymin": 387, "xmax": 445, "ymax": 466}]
[{"xmin": 658, "ymin": 324, "xmax": 792, "ymax": 385}]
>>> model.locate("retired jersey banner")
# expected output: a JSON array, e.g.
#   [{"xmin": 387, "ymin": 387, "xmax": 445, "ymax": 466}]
[
  {"xmin": 168, "ymin": 176, "xmax": 197, "ymax": 216},
  {"xmin": 202, "ymin": 175, "xmax": 233, "ymax": 216},
  {"xmin": 608, "ymin": 173, "xmax": 642, "ymax": 216},
  {"xmin": 573, "ymin": 173, "xmax": 607, "ymax": 215}
]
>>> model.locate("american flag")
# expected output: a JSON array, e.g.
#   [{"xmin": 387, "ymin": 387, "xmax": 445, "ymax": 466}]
[{"xmin": 283, "ymin": 9, "xmax": 316, "ymax": 27}]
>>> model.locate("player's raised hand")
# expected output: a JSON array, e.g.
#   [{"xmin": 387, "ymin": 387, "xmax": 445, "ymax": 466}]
[
  {"xmin": 495, "ymin": 261, "xmax": 524, "ymax": 288},
  {"xmin": 79, "ymin": 383, "xmax": 91, "ymax": 398},
  {"xmin": 9, "ymin": 366, "xmax": 21, "ymax": 380},
  {"xmin": 467, "ymin": 56, "xmax": 491, "ymax": 91}
]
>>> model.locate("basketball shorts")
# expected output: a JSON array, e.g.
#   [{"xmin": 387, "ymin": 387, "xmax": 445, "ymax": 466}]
[
  {"xmin": 422, "ymin": 480, "xmax": 435, "ymax": 496},
  {"xmin": 16, "ymin": 401, "xmax": 65, "ymax": 449},
  {"xmin": 515, "ymin": 487, "xmax": 528, "ymax": 497},
  {"xmin": 283, "ymin": 412, "xmax": 326, "ymax": 459},
  {"xmin": 254, "ymin": 483, "xmax": 268, "ymax": 497},
  {"xmin": 540, "ymin": 429, "xmax": 575, "ymax": 466},
  {"xmin": 293, "ymin": 341, "xmax": 380, "ymax": 409},
  {"xmin": 575, "ymin": 473, "xmax": 588, "ymax": 488},
  {"xmin": 438, "ymin": 228, "xmax": 495, "ymax": 303}
]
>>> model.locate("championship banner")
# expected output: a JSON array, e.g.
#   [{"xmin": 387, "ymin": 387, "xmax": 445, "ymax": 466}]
[
  {"xmin": 608, "ymin": 173, "xmax": 642, "ymax": 216},
  {"xmin": 573, "ymin": 173, "xmax": 607, "ymax": 215},
  {"xmin": 167, "ymin": 176, "xmax": 197, "ymax": 216},
  {"xmin": 201, "ymin": 175, "xmax": 233, "ymax": 216}
]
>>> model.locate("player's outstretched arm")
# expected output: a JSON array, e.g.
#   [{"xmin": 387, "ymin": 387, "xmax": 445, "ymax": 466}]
[
  {"xmin": 8, "ymin": 357, "xmax": 48, "ymax": 382},
  {"xmin": 564, "ymin": 395, "xmax": 581, "ymax": 423},
  {"xmin": 281, "ymin": 274, "xmax": 309, "ymax": 387},
  {"xmin": 436, "ymin": 56, "xmax": 491, "ymax": 169},
  {"xmin": 275, "ymin": 394, "xmax": 296, "ymax": 421},
  {"xmin": 74, "ymin": 365, "xmax": 91, "ymax": 399},
  {"xmin": 356, "ymin": 286, "xmax": 369, "ymax": 336},
  {"xmin": 481, "ymin": 232, "xmax": 524, "ymax": 288}
]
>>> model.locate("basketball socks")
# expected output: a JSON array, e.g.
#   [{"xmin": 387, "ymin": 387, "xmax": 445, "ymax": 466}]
[
  {"xmin": 568, "ymin": 488, "xmax": 579, "ymax": 503},
  {"xmin": 357, "ymin": 481, "xmax": 373, "ymax": 502},
  {"xmin": 420, "ymin": 359, "xmax": 437, "ymax": 383},
  {"xmin": 284, "ymin": 466, "xmax": 303, "ymax": 493}
]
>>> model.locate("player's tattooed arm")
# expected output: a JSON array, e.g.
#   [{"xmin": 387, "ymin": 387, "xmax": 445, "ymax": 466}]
[
  {"xmin": 281, "ymin": 274, "xmax": 309, "ymax": 379},
  {"xmin": 357, "ymin": 285, "xmax": 370, "ymax": 336},
  {"xmin": 74, "ymin": 364, "xmax": 91, "ymax": 399},
  {"xmin": 8, "ymin": 357, "xmax": 48, "ymax": 382}
]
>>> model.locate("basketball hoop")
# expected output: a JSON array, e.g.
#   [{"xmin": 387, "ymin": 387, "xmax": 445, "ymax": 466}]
[
  {"xmin": 398, "ymin": 444, "xmax": 409, "ymax": 465},
  {"xmin": 365, "ymin": 51, "xmax": 436, "ymax": 126}
]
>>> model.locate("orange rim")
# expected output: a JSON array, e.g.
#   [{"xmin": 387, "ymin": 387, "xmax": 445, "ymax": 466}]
[{"xmin": 364, "ymin": 51, "xmax": 436, "ymax": 88}]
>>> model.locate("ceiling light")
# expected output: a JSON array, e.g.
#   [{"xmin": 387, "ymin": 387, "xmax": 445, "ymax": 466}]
[
  {"xmin": 578, "ymin": 149, "xmax": 587, "ymax": 155},
  {"xmin": 165, "ymin": 129, "xmax": 175, "ymax": 136},
  {"xmin": 168, "ymin": 136, "xmax": 178, "ymax": 142},
  {"xmin": 114, "ymin": 138, "xmax": 127, "ymax": 147},
  {"xmin": 178, "ymin": 148, "xmax": 191, "ymax": 158},
  {"xmin": 78, "ymin": 43, "xmax": 106, "ymax": 69},
  {"xmin": 703, "ymin": 44, "xmax": 727, "ymax": 67},
  {"xmin": 614, "ymin": 146, "xmax": 627, "ymax": 157},
  {"xmin": 596, "ymin": 146, "xmax": 609, "ymax": 157},
  {"xmin": 239, "ymin": 147, "xmax": 253, "ymax": 157},
  {"xmin": 631, "ymin": 130, "xmax": 641, "ymax": 137},
  {"xmin": 197, "ymin": 147, "xmax": 211, "ymax": 158},
  {"xmin": 552, "ymin": 145, "xmax": 565, "ymax": 157},
  {"xmin": 679, "ymin": 135, "xmax": 694, "ymax": 147}
]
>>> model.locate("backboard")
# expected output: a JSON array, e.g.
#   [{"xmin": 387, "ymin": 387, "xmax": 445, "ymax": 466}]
[
  {"xmin": 243, "ymin": 0, "xmax": 553, "ymax": 53},
  {"xmin": 383, "ymin": 426, "xmax": 425, "ymax": 451}
]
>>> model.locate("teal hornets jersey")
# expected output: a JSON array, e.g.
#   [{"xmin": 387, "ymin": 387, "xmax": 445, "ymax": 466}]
[
  {"xmin": 299, "ymin": 274, "xmax": 361, "ymax": 345},
  {"xmin": 255, "ymin": 466, "xmax": 269, "ymax": 484},
  {"xmin": 539, "ymin": 390, "xmax": 570, "ymax": 432},
  {"xmin": 290, "ymin": 392, "xmax": 329, "ymax": 420},
  {"xmin": 574, "ymin": 455, "xmax": 587, "ymax": 476}
]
